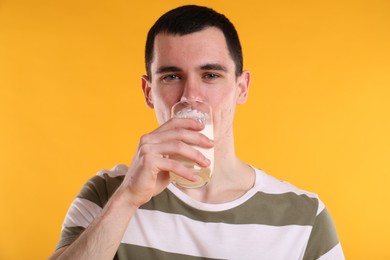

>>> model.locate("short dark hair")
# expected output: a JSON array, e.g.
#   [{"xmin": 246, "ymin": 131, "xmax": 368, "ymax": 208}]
[{"xmin": 145, "ymin": 5, "xmax": 243, "ymax": 79}]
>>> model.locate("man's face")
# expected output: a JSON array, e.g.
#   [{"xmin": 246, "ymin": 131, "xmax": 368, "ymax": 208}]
[{"xmin": 142, "ymin": 27, "xmax": 249, "ymax": 143}]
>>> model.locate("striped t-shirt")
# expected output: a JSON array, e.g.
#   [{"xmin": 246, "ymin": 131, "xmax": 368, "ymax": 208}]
[{"xmin": 56, "ymin": 164, "xmax": 344, "ymax": 259}]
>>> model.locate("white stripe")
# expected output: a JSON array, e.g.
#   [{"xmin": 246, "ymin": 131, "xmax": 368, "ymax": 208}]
[
  {"xmin": 122, "ymin": 209, "xmax": 312, "ymax": 260},
  {"xmin": 261, "ymin": 171, "xmax": 317, "ymax": 197},
  {"xmin": 317, "ymin": 243, "xmax": 345, "ymax": 260},
  {"xmin": 316, "ymin": 199, "xmax": 325, "ymax": 216},
  {"xmin": 62, "ymin": 198, "xmax": 102, "ymax": 229}
]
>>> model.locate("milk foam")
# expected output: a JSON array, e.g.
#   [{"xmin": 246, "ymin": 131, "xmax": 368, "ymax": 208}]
[{"xmin": 175, "ymin": 108, "xmax": 211, "ymax": 124}]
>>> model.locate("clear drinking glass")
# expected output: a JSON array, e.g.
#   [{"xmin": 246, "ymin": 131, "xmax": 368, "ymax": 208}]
[{"xmin": 170, "ymin": 100, "xmax": 214, "ymax": 188}]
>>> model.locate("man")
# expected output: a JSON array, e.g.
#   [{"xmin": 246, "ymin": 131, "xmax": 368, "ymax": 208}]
[{"xmin": 50, "ymin": 5, "xmax": 344, "ymax": 259}]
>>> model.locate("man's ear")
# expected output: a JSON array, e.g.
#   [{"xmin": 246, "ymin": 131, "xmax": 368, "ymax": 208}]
[
  {"xmin": 141, "ymin": 75, "xmax": 154, "ymax": 108},
  {"xmin": 236, "ymin": 70, "xmax": 251, "ymax": 105}
]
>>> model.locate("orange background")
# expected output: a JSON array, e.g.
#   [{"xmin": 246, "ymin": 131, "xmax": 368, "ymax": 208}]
[{"xmin": 1, "ymin": 0, "xmax": 389, "ymax": 259}]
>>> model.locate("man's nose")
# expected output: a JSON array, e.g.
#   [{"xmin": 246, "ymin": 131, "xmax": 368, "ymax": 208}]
[{"xmin": 180, "ymin": 77, "xmax": 204, "ymax": 102}]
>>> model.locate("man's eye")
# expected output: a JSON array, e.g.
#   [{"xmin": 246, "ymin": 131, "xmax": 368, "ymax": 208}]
[
  {"xmin": 203, "ymin": 73, "xmax": 220, "ymax": 80},
  {"xmin": 162, "ymin": 74, "xmax": 180, "ymax": 82}
]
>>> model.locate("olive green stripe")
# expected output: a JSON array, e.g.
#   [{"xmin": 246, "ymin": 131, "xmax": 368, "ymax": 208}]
[
  {"xmin": 302, "ymin": 208, "xmax": 340, "ymax": 260},
  {"xmin": 117, "ymin": 243, "xmax": 223, "ymax": 260},
  {"xmin": 56, "ymin": 226, "xmax": 85, "ymax": 250},
  {"xmin": 76, "ymin": 174, "xmax": 124, "ymax": 208},
  {"xmin": 75, "ymin": 174, "xmax": 319, "ymax": 226},
  {"xmin": 141, "ymin": 189, "xmax": 319, "ymax": 226}
]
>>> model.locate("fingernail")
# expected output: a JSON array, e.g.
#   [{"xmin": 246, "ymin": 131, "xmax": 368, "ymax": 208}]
[
  {"xmin": 204, "ymin": 158, "xmax": 211, "ymax": 165},
  {"xmin": 192, "ymin": 174, "xmax": 199, "ymax": 182}
]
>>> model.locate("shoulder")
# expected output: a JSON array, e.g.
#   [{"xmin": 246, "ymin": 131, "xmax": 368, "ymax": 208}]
[
  {"xmin": 95, "ymin": 164, "xmax": 128, "ymax": 178},
  {"xmin": 255, "ymin": 167, "xmax": 317, "ymax": 197},
  {"xmin": 253, "ymin": 167, "xmax": 325, "ymax": 216},
  {"xmin": 77, "ymin": 164, "xmax": 127, "ymax": 207}
]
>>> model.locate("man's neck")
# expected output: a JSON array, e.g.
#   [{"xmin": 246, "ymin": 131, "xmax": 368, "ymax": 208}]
[{"xmin": 175, "ymin": 143, "xmax": 256, "ymax": 204}]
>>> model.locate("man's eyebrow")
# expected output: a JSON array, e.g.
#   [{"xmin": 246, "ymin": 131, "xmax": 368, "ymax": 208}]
[
  {"xmin": 156, "ymin": 66, "xmax": 182, "ymax": 74},
  {"xmin": 200, "ymin": 63, "xmax": 228, "ymax": 72},
  {"xmin": 156, "ymin": 64, "xmax": 228, "ymax": 74}
]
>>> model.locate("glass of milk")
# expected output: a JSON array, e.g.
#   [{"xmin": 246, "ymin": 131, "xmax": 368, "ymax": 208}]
[{"xmin": 170, "ymin": 100, "xmax": 214, "ymax": 188}]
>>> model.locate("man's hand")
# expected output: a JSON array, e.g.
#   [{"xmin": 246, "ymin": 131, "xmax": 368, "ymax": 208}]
[{"xmin": 118, "ymin": 117, "xmax": 214, "ymax": 208}]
